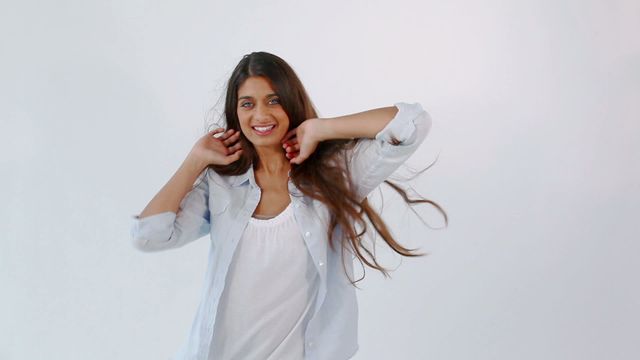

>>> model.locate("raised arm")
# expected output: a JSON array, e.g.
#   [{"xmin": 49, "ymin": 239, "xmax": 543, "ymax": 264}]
[
  {"xmin": 340, "ymin": 102, "xmax": 432, "ymax": 203},
  {"xmin": 130, "ymin": 128, "xmax": 243, "ymax": 252},
  {"xmin": 316, "ymin": 105, "xmax": 400, "ymax": 141},
  {"xmin": 135, "ymin": 156, "xmax": 208, "ymax": 219},
  {"xmin": 281, "ymin": 102, "xmax": 431, "ymax": 202}
]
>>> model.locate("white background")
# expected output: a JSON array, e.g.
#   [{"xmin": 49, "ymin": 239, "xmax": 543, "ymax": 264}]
[{"xmin": 2, "ymin": 0, "xmax": 638, "ymax": 359}]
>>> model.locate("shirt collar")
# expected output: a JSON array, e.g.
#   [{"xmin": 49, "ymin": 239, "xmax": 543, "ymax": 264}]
[
  {"xmin": 229, "ymin": 166, "xmax": 252, "ymax": 187},
  {"xmin": 229, "ymin": 165, "xmax": 305, "ymax": 200},
  {"xmin": 229, "ymin": 164, "xmax": 293, "ymax": 189}
]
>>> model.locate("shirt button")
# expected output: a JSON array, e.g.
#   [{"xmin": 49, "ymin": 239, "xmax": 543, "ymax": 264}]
[
  {"xmin": 318, "ymin": 261, "xmax": 324, "ymax": 266},
  {"xmin": 308, "ymin": 341, "xmax": 314, "ymax": 347},
  {"xmin": 305, "ymin": 231, "xmax": 311, "ymax": 237},
  {"xmin": 294, "ymin": 202, "xmax": 300, "ymax": 208}
]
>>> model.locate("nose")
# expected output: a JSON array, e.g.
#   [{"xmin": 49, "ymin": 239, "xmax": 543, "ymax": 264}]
[{"xmin": 254, "ymin": 102, "xmax": 272, "ymax": 122}]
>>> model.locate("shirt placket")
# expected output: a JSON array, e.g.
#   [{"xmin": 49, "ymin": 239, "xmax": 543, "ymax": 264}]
[
  {"xmin": 288, "ymin": 179, "xmax": 328, "ymax": 355},
  {"xmin": 203, "ymin": 184, "xmax": 262, "ymax": 359}
]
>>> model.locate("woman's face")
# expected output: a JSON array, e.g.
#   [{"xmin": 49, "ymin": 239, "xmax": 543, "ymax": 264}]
[{"xmin": 237, "ymin": 76, "xmax": 290, "ymax": 150}]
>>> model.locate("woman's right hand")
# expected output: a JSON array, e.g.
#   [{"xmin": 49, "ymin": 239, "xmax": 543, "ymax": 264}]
[{"xmin": 189, "ymin": 127, "xmax": 243, "ymax": 166}]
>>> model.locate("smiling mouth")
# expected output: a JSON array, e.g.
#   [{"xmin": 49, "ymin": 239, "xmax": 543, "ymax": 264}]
[{"xmin": 252, "ymin": 124, "xmax": 276, "ymax": 135}]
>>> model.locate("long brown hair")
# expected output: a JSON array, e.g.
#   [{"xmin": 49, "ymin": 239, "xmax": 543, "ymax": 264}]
[{"xmin": 208, "ymin": 51, "xmax": 448, "ymax": 288}]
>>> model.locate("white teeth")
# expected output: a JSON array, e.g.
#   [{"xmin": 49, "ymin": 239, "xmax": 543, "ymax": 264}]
[{"xmin": 253, "ymin": 125, "xmax": 275, "ymax": 132}]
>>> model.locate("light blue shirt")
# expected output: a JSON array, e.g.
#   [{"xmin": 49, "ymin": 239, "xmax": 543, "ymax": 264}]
[{"xmin": 130, "ymin": 102, "xmax": 432, "ymax": 360}]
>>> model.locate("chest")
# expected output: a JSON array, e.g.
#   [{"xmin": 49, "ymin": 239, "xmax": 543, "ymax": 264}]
[{"xmin": 253, "ymin": 172, "xmax": 290, "ymax": 217}]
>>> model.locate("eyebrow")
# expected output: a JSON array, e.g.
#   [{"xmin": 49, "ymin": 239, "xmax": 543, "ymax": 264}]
[{"xmin": 238, "ymin": 93, "xmax": 279, "ymax": 101}]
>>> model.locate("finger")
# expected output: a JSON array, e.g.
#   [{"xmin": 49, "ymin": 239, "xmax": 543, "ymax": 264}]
[
  {"xmin": 287, "ymin": 151, "xmax": 301, "ymax": 162},
  {"xmin": 290, "ymin": 153, "xmax": 303, "ymax": 164},
  {"xmin": 288, "ymin": 143, "xmax": 300, "ymax": 152},
  {"xmin": 210, "ymin": 127, "xmax": 226, "ymax": 138},
  {"xmin": 223, "ymin": 149, "xmax": 243, "ymax": 164},
  {"xmin": 227, "ymin": 142, "xmax": 242, "ymax": 153},
  {"xmin": 284, "ymin": 143, "xmax": 299, "ymax": 155},
  {"xmin": 220, "ymin": 128, "xmax": 236, "ymax": 141},
  {"xmin": 222, "ymin": 130, "xmax": 241, "ymax": 146},
  {"xmin": 282, "ymin": 138, "xmax": 297, "ymax": 150},
  {"xmin": 281, "ymin": 128, "xmax": 297, "ymax": 143}
]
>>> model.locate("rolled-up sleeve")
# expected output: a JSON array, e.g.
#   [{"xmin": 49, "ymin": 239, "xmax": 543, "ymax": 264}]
[
  {"xmin": 130, "ymin": 171, "xmax": 211, "ymax": 252},
  {"xmin": 347, "ymin": 102, "xmax": 432, "ymax": 203}
]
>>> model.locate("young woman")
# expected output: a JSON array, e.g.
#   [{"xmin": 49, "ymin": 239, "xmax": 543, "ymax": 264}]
[{"xmin": 130, "ymin": 51, "xmax": 447, "ymax": 360}]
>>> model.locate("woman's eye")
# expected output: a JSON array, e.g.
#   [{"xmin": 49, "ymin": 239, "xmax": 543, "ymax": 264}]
[{"xmin": 240, "ymin": 98, "xmax": 278, "ymax": 108}]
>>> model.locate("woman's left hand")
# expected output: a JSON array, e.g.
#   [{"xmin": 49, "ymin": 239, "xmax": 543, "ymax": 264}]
[{"xmin": 281, "ymin": 118, "xmax": 324, "ymax": 164}]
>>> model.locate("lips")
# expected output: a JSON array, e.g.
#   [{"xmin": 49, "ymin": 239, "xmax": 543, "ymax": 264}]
[{"xmin": 251, "ymin": 124, "xmax": 276, "ymax": 135}]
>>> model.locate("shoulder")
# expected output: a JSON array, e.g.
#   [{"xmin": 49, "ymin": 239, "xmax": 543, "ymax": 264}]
[
  {"xmin": 204, "ymin": 167, "xmax": 234, "ymax": 188},
  {"xmin": 204, "ymin": 167, "xmax": 253, "ymax": 192}
]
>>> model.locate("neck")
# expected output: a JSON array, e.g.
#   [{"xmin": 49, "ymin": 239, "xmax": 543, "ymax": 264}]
[{"xmin": 254, "ymin": 145, "xmax": 290, "ymax": 175}]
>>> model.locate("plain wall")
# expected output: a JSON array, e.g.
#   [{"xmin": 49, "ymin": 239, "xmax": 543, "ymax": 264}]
[{"xmin": 1, "ymin": 0, "xmax": 638, "ymax": 359}]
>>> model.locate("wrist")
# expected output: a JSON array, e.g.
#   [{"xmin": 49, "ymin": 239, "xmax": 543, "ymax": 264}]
[
  {"xmin": 184, "ymin": 153, "xmax": 208, "ymax": 173},
  {"xmin": 317, "ymin": 117, "xmax": 355, "ymax": 142},
  {"xmin": 317, "ymin": 117, "xmax": 341, "ymax": 142}
]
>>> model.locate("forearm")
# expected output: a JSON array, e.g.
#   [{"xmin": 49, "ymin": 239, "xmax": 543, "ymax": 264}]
[
  {"xmin": 137, "ymin": 155, "xmax": 208, "ymax": 219},
  {"xmin": 319, "ymin": 105, "xmax": 399, "ymax": 141}
]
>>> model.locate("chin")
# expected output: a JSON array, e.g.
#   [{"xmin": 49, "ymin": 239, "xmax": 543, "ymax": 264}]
[
  {"xmin": 246, "ymin": 131, "xmax": 286, "ymax": 146},
  {"xmin": 251, "ymin": 138, "xmax": 283, "ymax": 148}
]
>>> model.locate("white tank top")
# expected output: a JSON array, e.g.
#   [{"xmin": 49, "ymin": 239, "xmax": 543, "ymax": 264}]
[{"xmin": 209, "ymin": 201, "xmax": 320, "ymax": 360}]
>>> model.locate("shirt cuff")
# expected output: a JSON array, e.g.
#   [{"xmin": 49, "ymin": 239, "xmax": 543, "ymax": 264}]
[
  {"xmin": 130, "ymin": 211, "xmax": 177, "ymax": 247},
  {"xmin": 374, "ymin": 102, "xmax": 425, "ymax": 145}
]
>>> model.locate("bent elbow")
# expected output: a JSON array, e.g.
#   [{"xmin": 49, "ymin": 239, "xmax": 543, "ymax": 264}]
[
  {"xmin": 414, "ymin": 109, "xmax": 433, "ymax": 145},
  {"xmin": 131, "ymin": 234, "xmax": 155, "ymax": 252},
  {"xmin": 129, "ymin": 211, "xmax": 177, "ymax": 252},
  {"xmin": 130, "ymin": 231, "xmax": 180, "ymax": 253}
]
